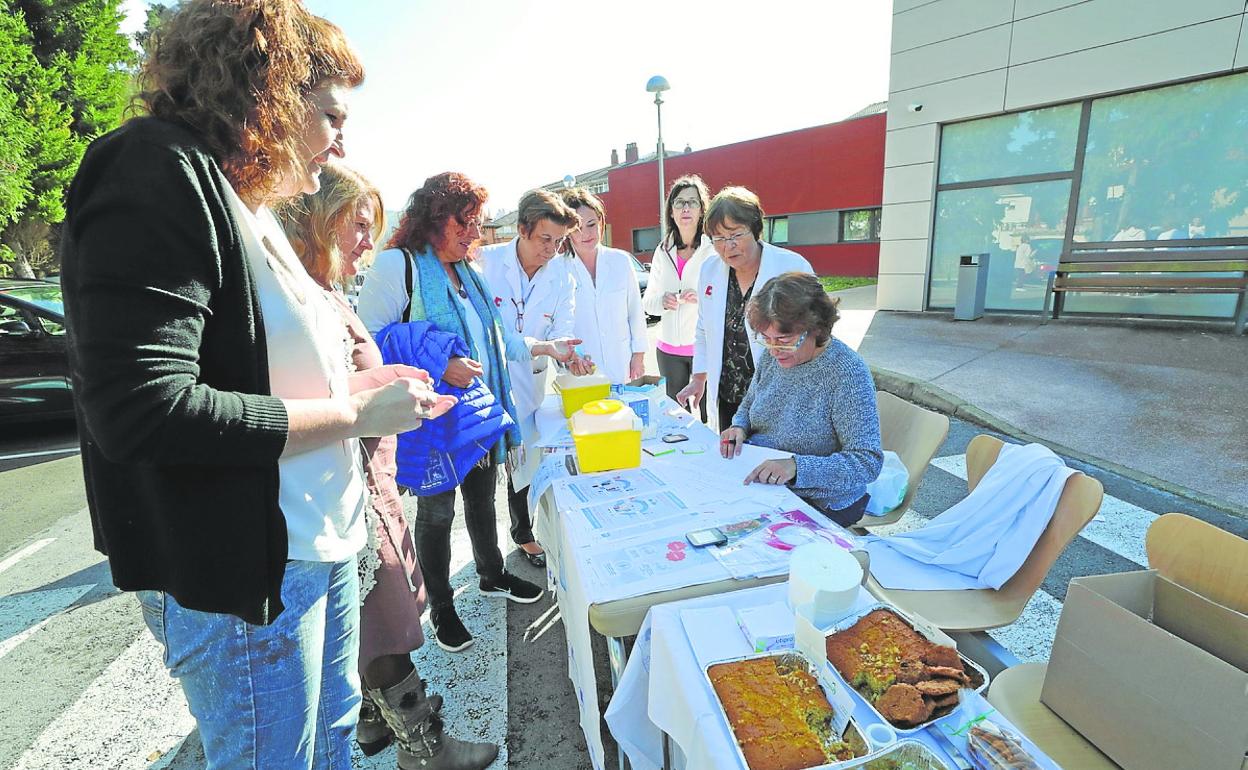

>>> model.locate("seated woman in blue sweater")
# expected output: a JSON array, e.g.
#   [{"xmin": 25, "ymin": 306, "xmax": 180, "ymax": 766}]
[{"xmin": 719, "ymin": 272, "xmax": 884, "ymax": 527}]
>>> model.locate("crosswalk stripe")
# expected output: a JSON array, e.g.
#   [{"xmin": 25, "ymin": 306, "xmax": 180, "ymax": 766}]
[
  {"xmin": 13, "ymin": 631, "xmax": 193, "ymax": 770},
  {"xmin": 0, "ymin": 538, "xmax": 56, "ymax": 575},
  {"xmin": 0, "ymin": 584, "xmax": 95, "ymax": 661},
  {"xmin": 930, "ymin": 454, "xmax": 1154, "ymax": 566}
]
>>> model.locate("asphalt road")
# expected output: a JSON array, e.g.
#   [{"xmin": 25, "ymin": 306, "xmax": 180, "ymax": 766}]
[{"xmin": 1, "ymin": 413, "xmax": 1244, "ymax": 770}]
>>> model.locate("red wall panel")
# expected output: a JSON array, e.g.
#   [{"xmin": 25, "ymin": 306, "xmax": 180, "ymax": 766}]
[{"xmin": 600, "ymin": 113, "xmax": 885, "ymax": 276}]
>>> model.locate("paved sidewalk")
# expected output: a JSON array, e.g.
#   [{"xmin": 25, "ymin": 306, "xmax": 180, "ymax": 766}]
[{"xmin": 834, "ymin": 285, "xmax": 1248, "ymax": 515}]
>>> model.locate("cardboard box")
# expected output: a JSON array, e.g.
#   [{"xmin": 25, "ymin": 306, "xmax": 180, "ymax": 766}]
[{"xmin": 1041, "ymin": 570, "xmax": 1248, "ymax": 770}]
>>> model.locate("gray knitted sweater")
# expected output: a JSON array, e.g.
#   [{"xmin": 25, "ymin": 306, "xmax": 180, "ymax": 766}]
[{"xmin": 732, "ymin": 338, "xmax": 883, "ymax": 513}]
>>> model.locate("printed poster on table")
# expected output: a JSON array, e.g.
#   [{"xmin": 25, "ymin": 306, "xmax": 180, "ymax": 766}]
[{"xmin": 581, "ymin": 533, "xmax": 727, "ymax": 602}]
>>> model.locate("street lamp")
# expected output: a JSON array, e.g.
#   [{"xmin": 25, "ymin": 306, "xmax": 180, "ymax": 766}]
[{"xmin": 646, "ymin": 75, "xmax": 670, "ymax": 242}]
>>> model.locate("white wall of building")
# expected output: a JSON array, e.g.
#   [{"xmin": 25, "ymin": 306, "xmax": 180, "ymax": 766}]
[{"xmin": 879, "ymin": 0, "xmax": 1248, "ymax": 311}]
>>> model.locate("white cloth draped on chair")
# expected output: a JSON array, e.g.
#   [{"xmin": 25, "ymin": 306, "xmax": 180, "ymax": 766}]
[{"xmin": 864, "ymin": 442, "xmax": 1076, "ymax": 590}]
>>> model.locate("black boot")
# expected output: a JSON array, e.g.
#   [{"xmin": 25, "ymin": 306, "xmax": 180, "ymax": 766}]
[{"xmin": 367, "ymin": 670, "xmax": 498, "ymax": 770}]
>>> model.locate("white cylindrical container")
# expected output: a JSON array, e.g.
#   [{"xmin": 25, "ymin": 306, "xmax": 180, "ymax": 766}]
[{"xmin": 788, "ymin": 541, "xmax": 863, "ymax": 627}]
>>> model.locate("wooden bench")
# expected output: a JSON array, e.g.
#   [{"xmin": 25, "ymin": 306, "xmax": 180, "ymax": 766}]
[{"xmin": 1043, "ymin": 251, "xmax": 1248, "ymax": 334}]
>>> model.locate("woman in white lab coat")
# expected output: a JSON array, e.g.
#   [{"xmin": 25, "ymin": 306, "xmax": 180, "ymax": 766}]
[
  {"xmin": 478, "ymin": 189, "xmax": 582, "ymax": 566},
  {"xmin": 560, "ymin": 187, "xmax": 648, "ymax": 385},
  {"xmin": 642, "ymin": 174, "xmax": 715, "ymax": 422},
  {"xmin": 677, "ymin": 186, "xmax": 814, "ymax": 430}
]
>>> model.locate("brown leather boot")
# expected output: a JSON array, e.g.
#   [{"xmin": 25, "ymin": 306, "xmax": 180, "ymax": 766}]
[
  {"xmin": 357, "ymin": 689, "xmax": 445, "ymax": 757},
  {"xmin": 367, "ymin": 670, "xmax": 498, "ymax": 770}
]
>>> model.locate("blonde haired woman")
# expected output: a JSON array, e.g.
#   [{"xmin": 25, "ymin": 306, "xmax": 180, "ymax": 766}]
[
  {"xmin": 560, "ymin": 187, "xmax": 648, "ymax": 384},
  {"xmin": 279, "ymin": 164, "xmax": 495, "ymax": 770}
]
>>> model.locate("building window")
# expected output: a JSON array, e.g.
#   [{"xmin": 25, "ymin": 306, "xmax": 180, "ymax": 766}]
[
  {"xmin": 939, "ymin": 104, "xmax": 1080, "ymax": 184},
  {"xmin": 840, "ymin": 208, "xmax": 881, "ymax": 242},
  {"xmin": 766, "ymin": 216, "xmax": 789, "ymax": 244},
  {"xmin": 928, "ymin": 69, "xmax": 1248, "ymax": 319},
  {"xmin": 586, "ymin": 180, "xmax": 610, "ymax": 195},
  {"xmin": 632, "ymin": 226, "xmax": 660, "ymax": 254}
]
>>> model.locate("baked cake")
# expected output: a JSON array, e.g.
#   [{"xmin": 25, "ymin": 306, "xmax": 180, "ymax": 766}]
[
  {"xmin": 825, "ymin": 608, "xmax": 979, "ymax": 728},
  {"xmin": 708, "ymin": 656, "xmax": 856, "ymax": 770}
]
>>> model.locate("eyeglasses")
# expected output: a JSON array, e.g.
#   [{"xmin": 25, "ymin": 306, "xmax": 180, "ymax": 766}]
[
  {"xmin": 752, "ymin": 329, "xmax": 808, "ymax": 352},
  {"xmin": 710, "ymin": 231, "xmax": 752, "ymax": 248},
  {"xmin": 672, "ymin": 198, "xmax": 701, "ymax": 211}
]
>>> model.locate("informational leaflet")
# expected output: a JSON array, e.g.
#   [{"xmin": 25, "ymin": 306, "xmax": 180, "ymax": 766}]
[
  {"xmin": 568, "ymin": 491, "xmax": 706, "ymax": 546},
  {"xmin": 556, "ymin": 468, "xmax": 667, "ymax": 506},
  {"xmin": 581, "ymin": 532, "xmax": 728, "ymax": 603},
  {"xmin": 527, "ymin": 451, "xmax": 577, "ymax": 511},
  {"xmin": 709, "ymin": 509, "xmax": 859, "ymax": 579}
]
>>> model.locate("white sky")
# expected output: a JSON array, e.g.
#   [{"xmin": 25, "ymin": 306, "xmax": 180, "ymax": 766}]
[{"xmin": 127, "ymin": 1, "xmax": 893, "ymax": 216}]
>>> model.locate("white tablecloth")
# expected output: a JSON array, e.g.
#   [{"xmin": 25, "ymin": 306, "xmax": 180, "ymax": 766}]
[
  {"xmin": 603, "ymin": 582, "xmax": 1062, "ymax": 770},
  {"xmin": 530, "ymin": 394, "xmax": 853, "ymax": 770}
]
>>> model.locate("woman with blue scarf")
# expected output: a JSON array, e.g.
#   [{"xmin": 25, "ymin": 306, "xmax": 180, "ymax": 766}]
[{"xmin": 357, "ymin": 172, "xmax": 575, "ymax": 653}]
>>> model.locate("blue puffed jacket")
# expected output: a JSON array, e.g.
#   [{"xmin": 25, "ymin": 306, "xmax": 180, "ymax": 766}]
[{"xmin": 375, "ymin": 320, "xmax": 515, "ymax": 496}]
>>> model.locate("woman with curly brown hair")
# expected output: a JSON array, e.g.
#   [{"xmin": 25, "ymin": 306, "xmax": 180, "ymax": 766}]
[
  {"xmin": 279, "ymin": 164, "xmax": 495, "ymax": 770},
  {"xmin": 357, "ymin": 173, "xmax": 571, "ymax": 654},
  {"xmin": 60, "ymin": 2, "xmax": 446, "ymax": 767}
]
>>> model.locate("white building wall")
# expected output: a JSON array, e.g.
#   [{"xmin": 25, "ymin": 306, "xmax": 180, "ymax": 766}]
[{"xmin": 879, "ymin": 0, "xmax": 1248, "ymax": 311}]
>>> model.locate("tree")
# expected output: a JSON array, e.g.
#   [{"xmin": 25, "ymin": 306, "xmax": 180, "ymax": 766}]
[{"xmin": 0, "ymin": 0, "xmax": 135, "ymax": 278}]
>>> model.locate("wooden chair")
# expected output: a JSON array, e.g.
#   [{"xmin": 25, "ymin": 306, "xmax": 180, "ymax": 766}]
[
  {"xmin": 984, "ymin": 514, "xmax": 1247, "ymax": 770},
  {"xmin": 864, "ymin": 434, "xmax": 1104, "ymax": 632},
  {"xmin": 1146, "ymin": 512, "xmax": 1248, "ymax": 614},
  {"xmin": 855, "ymin": 391, "xmax": 950, "ymax": 530},
  {"xmin": 986, "ymin": 663, "xmax": 1122, "ymax": 770}
]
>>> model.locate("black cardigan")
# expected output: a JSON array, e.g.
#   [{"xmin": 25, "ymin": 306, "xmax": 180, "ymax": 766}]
[{"xmin": 61, "ymin": 117, "xmax": 291, "ymax": 625}]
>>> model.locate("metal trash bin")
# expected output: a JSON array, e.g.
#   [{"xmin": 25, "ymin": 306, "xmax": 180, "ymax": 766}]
[{"xmin": 954, "ymin": 253, "xmax": 990, "ymax": 321}]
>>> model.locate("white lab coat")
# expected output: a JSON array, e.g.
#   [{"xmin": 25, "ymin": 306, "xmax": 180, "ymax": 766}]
[
  {"xmin": 642, "ymin": 236, "xmax": 716, "ymax": 349},
  {"xmin": 477, "ymin": 239, "xmax": 577, "ymax": 434},
  {"xmin": 569, "ymin": 245, "xmax": 647, "ymax": 385},
  {"xmin": 692, "ymin": 241, "xmax": 814, "ymax": 429}
]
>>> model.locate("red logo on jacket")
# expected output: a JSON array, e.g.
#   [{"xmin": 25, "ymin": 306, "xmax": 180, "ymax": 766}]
[
  {"xmin": 494, "ymin": 296, "xmax": 502, "ymax": 307},
  {"xmin": 705, "ymin": 285, "xmax": 713, "ymax": 297}
]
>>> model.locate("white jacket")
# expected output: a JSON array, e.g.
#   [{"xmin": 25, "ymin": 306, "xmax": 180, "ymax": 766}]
[
  {"xmin": 569, "ymin": 245, "xmax": 647, "ymax": 385},
  {"xmin": 477, "ymin": 239, "xmax": 577, "ymax": 432},
  {"xmin": 642, "ymin": 236, "xmax": 716, "ymax": 350},
  {"xmin": 692, "ymin": 241, "xmax": 814, "ymax": 429}
]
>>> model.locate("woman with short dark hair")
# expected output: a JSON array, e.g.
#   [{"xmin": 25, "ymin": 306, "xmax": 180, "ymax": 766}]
[{"xmin": 719, "ymin": 272, "xmax": 883, "ymax": 527}]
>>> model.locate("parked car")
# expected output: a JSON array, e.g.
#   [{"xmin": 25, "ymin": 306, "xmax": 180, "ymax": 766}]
[
  {"xmin": 629, "ymin": 253, "xmax": 650, "ymax": 293},
  {"xmin": 0, "ymin": 278, "xmax": 73, "ymax": 423}
]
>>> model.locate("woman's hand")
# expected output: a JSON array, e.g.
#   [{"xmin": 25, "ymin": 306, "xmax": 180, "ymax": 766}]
[
  {"xmin": 719, "ymin": 426, "xmax": 746, "ymax": 458},
  {"xmin": 676, "ymin": 373, "xmax": 707, "ymax": 414},
  {"xmin": 534, "ymin": 337, "xmax": 582, "ymax": 362},
  {"xmin": 442, "ymin": 356, "xmax": 483, "ymax": 388},
  {"xmin": 568, "ymin": 354, "xmax": 594, "ymax": 376},
  {"xmin": 347, "ymin": 364, "xmax": 429, "ymax": 395},
  {"xmin": 679, "ymin": 289, "xmax": 698, "ymax": 305},
  {"xmin": 351, "ymin": 377, "xmax": 455, "ymax": 437},
  {"xmin": 628, "ymin": 352, "xmax": 645, "ymax": 381},
  {"xmin": 744, "ymin": 456, "xmax": 797, "ymax": 486},
  {"xmin": 662, "ymin": 291, "xmax": 680, "ymax": 310}
]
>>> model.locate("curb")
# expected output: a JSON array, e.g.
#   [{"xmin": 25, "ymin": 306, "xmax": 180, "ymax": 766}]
[{"xmin": 870, "ymin": 366, "xmax": 1248, "ymax": 521}]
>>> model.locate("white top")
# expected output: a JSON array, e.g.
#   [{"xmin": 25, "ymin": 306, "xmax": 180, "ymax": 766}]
[
  {"xmin": 642, "ymin": 236, "xmax": 716, "ymax": 348},
  {"xmin": 456, "ymin": 286, "xmax": 489, "ymax": 383},
  {"xmin": 356, "ymin": 247, "xmax": 413, "ymax": 335},
  {"xmin": 225, "ymin": 187, "xmax": 366, "ymax": 562},
  {"xmin": 691, "ymin": 241, "xmax": 814, "ymax": 430},
  {"xmin": 568, "ymin": 245, "xmax": 647, "ymax": 385}
]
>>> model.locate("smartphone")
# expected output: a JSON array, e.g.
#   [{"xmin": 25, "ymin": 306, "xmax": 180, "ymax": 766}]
[
  {"xmin": 686, "ymin": 527, "xmax": 728, "ymax": 548},
  {"xmin": 661, "ymin": 433, "xmax": 689, "ymax": 444}
]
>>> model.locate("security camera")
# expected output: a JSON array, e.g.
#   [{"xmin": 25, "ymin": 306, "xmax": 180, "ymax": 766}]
[{"xmin": 907, "ymin": 103, "xmax": 923, "ymax": 113}]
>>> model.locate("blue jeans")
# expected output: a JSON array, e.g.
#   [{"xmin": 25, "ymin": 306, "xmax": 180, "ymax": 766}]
[{"xmin": 137, "ymin": 559, "xmax": 360, "ymax": 770}]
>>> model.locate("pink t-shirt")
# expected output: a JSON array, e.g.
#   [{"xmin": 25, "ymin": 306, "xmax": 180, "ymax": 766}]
[{"xmin": 657, "ymin": 251, "xmax": 695, "ymax": 357}]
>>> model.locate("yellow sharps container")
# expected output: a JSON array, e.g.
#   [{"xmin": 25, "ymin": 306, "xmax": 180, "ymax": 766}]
[{"xmin": 570, "ymin": 399, "xmax": 642, "ymax": 473}]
